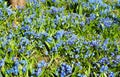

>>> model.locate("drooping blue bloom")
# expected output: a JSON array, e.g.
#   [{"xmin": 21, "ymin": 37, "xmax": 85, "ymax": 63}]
[
  {"xmin": 38, "ymin": 41, "xmax": 45, "ymax": 48},
  {"xmin": 75, "ymin": 62, "xmax": 82, "ymax": 70},
  {"xmin": 75, "ymin": 54, "xmax": 79, "ymax": 58},
  {"xmin": 26, "ymin": 51, "xmax": 31, "ymax": 56},
  {"xmin": 110, "ymin": 52, "xmax": 115, "ymax": 57},
  {"xmin": 22, "ymin": 66, "xmax": 27, "ymax": 73},
  {"xmin": 20, "ymin": 60, "xmax": 27, "ymax": 65},
  {"xmin": 41, "ymin": 0, "xmax": 46, "ymax": 3},
  {"xmin": 101, "ymin": 17, "xmax": 113, "ymax": 27},
  {"xmin": 52, "ymin": 0, "xmax": 56, "ymax": 2},
  {"xmin": 102, "ymin": 38, "xmax": 109, "ymax": 50},
  {"xmin": 109, "ymin": 72, "xmax": 114, "ymax": 77},
  {"xmin": 6, "ymin": 8, "xmax": 14, "ymax": 16},
  {"xmin": 51, "ymin": 46, "xmax": 58, "ymax": 52},
  {"xmin": 80, "ymin": 21, "xmax": 85, "ymax": 27},
  {"xmin": 7, "ymin": 34, "xmax": 13, "ymax": 40},
  {"xmin": 103, "ymin": 38, "xmax": 109, "ymax": 46},
  {"xmin": 19, "ymin": 37, "xmax": 29, "ymax": 46},
  {"xmin": 35, "ymin": 68, "xmax": 42, "ymax": 76},
  {"xmin": 60, "ymin": 70, "xmax": 66, "ymax": 77},
  {"xmin": 19, "ymin": 47, "xmax": 26, "ymax": 53},
  {"xmin": 99, "ymin": 57, "xmax": 109, "ymax": 65},
  {"xmin": 116, "ymin": 55, "xmax": 120, "ymax": 63},
  {"xmin": 86, "ymin": 17, "xmax": 90, "ymax": 24},
  {"xmin": 7, "ymin": 66, "xmax": 19, "ymax": 75},
  {"xmin": 37, "ymin": 60, "xmax": 47, "ymax": 68},
  {"xmin": 46, "ymin": 37, "xmax": 53, "ymax": 43},
  {"xmin": 90, "ymin": 40, "xmax": 99, "ymax": 47},
  {"xmin": 89, "ymin": 0, "xmax": 103, "ymax": 4},
  {"xmin": 50, "ymin": 6, "xmax": 58, "ymax": 14},
  {"xmin": 42, "ymin": 32, "xmax": 48, "ymax": 37},
  {"xmin": 21, "ymin": 25, "xmax": 30, "ymax": 31},
  {"xmin": 14, "ymin": 60, "xmax": 19, "ymax": 67},
  {"xmin": 59, "ymin": 7, "xmax": 64, "ymax": 12},
  {"xmin": 35, "ymin": 60, "xmax": 47, "ymax": 76},
  {"xmin": 89, "ymin": 13, "xmax": 96, "ymax": 21},
  {"xmin": 0, "ymin": 59, "xmax": 5, "ymax": 67},
  {"xmin": 54, "ymin": 15, "xmax": 60, "ymax": 24},
  {"xmin": 77, "ymin": 74, "xmax": 87, "ymax": 77},
  {"xmin": 72, "ymin": 0, "xmax": 78, "ymax": 3},
  {"xmin": 0, "ymin": 9, "xmax": 3, "ymax": 16},
  {"xmin": 56, "ymin": 41, "xmax": 63, "ymax": 48},
  {"xmin": 6, "ymin": 68, "xmax": 14, "ymax": 74},
  {"xmin": 57, "ymin": 63, "xmax": 72, "ymax": 76},
  {"xmin": 84, "ymin": 51, "xmax": 91, "ymax": 58},
  {"xmin": 29, "ymin": 0, "xmax": 38, "ymax": 5},
  {"xmin": 88, "ymin": 0, "xmax": 96, "ymax": 3},
  {"xmin": 13, "ymin": 66, "xmax": 19, "ymax": 75},
  {"xmin": 8, "ymin": 48, "xmax": 12, "ymax": 52},
  {"xmin": 67, "ymin": 34, "xmax": 77, "ymax": 45},
  {"xmin": 54, "ymin": 30, "xmax": 64, "ymax": 40},
  {"xmin": 2, "ymin": 40, "xmax": 9, "ymax": 47},
  {"xmin": 100, "ymin": 65, "xmax": 108, "ymax": 73}
]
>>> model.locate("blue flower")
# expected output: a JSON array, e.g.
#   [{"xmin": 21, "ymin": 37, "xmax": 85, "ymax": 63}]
[
  {"xmin": 100, "ymin": 65, "xmax": 108, "ymax": 73},
  {"xmin": 50, "ymin": 6, "xmax": 58, "ymax": 14},
  {"xmin": 6, "ymin": 68, "xmax": 14, "ymax": 74},
  {"xmin": 19, "ymin": 47, "xmax": 25, "ymax": 53},
  {"xmin": 80, "ymin": 21, "xmax": 85, "ymax": 27},
  {"xmin": 77, "ymin": 74, "xmax": 87, "ymax": 77},
  {"xmin": 0, "ymin": 59, "xmax": 5, "ymax": 67},
  {"xmin": 35, "ymin": 68, "xmax": 42, "ymax": 76},
  {"xmin": 14, "ymin": 60, "xmax": 19, "ymax": 67},
  {"xmin": 54, "ymin": 30, "xmax": 64, "ymax": 40},
  {"xmin": 75, "ymin": 62, "xmax": 82, "ymax": 70},
  {"xmin": 6, "ymin": 8, "xmax": 14, "ymax": 16},
  {"xmin": 7, "ymin": 66, "xmax": 19, "ymax": 75},
  {"xmin": 67, "ymin": 34, "xmax": 77, "ymax": 45},
  {"xmin": 19, "ymin": 37, "xmax": 29, "ymax": 46},
  {"xmin": 88, "ymin": 0, "xmax": 103, "ymax": 4},
  {"xmin": 72, "ymin": 0, "xmax": 78, "ymax": 3},
  {"xmin": 13, "ymin": 66, "xmax": 19, "ymax": 75},
  {"xmin": 29, "ymin": 0, "xmax": 38, "ymax": 4},
  {"xmin": 56, "ymin": 41, "xmax": 63, "ymax": 48},
  {"xmin": 90, "ymin": 40, "xmax": 99, "ymax": 47},
  {"xmin": 37, "ymin": 60, "xmax": 47, "ymax": 68},
  {"xmin": 99, "ymin": 57, "xmax": 109, "ymax": 65},
  {"xmin": 46, "ymin": 37, "xmax": 53, "ymax": 43},
  {"xmin": 60, "ymin": 70, "xmax": 66, "ymax": 77},
  {"xmin": 0, "ymin": 9, "xmax": 3, "ymax": 16},
  {"xmin": 8, "ymin": 48, "xmax": 12, "ymax": 52},
  {"xmin": 22, "ymin": 66, "xmax": 27, "ymax": 73},
  {"xmin": 102, "ymin": 38, "xmax": 109, "ymax": 50},
  {"xmin": 100, "ymin": 17, "xmax": 113, "ymax": 27},
  {"xmin": 116, "ymin": 55, "xmax": 120, "ymax": 63},
  {"xmin": 21, "ymin": 25, "xmax": 30, "ymax": 31},
  {"xmin": 109, "ymin": 72, "xmax": 114, "ymax": 77},
  {"xmin": 57, "ymin": 63, "xmax": 72, "ymax": 76},
  {"xmin": 41, "ymin": 0, "xmax": 46, "ymax": 3},
  {"xmin": 89, "ymin": 13, "xmax": 96, "ymax": 21},
  {"xmin": 26, "ymin": 51, "xmax": 31, "ymax": 56},
  {"xmin": 7, "ymin": 34, "xmax": 13, "ymax": 40},
  {"xmin": 20, "ymin": 60, "xmax": 27, "ymax": 65},
  {"xmin": 51, "ymin": 46, "xmax": 58, "ymax": 52},
  {"xmin": 52, "ymin": 0, "xmax": 56, "ymax": 2}
]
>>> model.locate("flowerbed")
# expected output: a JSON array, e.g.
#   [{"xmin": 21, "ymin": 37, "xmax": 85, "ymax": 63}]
[{"xmin": 0, "ymin": 0, "xmax": 120, "ymax": 77}]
